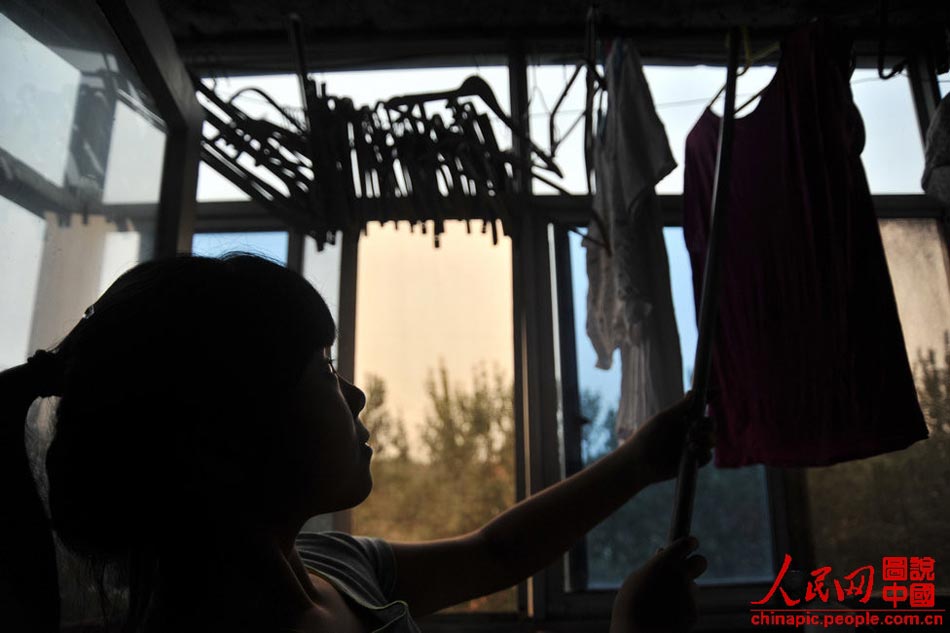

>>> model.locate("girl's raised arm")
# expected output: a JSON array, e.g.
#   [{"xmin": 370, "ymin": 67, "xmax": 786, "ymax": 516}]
[{"xmin": 387, "ymin": 394, "xmax": 711, "ymax": 617}]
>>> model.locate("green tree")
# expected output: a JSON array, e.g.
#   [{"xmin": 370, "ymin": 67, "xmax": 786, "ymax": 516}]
[
  {"xmin": 353, "ymin": 360, "xmax": 516, "ymax": 612},
  {"xmin": 806, "ymin": 336, "xmax": 950, "ymax": 588},
  {"xmin": 360, "ymin": 373, "xmax": 410, "ymax": 462},
  {"xmin": 916, "ymin": 331, "xmax": 950, "ymax": 435}
]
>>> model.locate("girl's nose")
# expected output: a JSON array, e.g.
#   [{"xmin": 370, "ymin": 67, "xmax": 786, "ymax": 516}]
[{"xmin": 341, "ymin": 378, "xmax": 367, "ymax": 415}]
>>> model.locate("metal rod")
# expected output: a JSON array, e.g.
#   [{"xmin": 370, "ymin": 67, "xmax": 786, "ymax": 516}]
[
  {"xmin": 287, "ymin": 13, "xmax": 333, "ymax": 239},
  {"xmin": 668, "ymin": 26, "xmax": 741, "ymax": 544}
]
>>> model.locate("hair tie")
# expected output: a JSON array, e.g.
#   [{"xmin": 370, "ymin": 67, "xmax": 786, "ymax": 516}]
[{"xmin": 26, "ymin": 350, "xmax": 65, "ymax": 398}]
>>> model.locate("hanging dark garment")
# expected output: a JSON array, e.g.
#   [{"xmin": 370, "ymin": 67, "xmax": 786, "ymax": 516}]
[{"xmin": 683, "ymin": 21, "xmax": 929, "ymax": 467}]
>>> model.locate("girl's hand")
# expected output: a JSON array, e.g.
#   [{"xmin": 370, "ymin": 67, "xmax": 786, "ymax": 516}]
[
  {"xmin": 609, "ymin": 537, "xmax": 707, "ymax": 633},
  {"xmin": 626, "ymin": 391, "xmax": 714, "ymax": 485}
]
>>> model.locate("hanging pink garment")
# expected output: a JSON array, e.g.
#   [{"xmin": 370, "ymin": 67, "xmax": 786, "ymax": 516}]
[{"xmin": 682, "ymin": 21, "xmax": 929, "ymax": 467}]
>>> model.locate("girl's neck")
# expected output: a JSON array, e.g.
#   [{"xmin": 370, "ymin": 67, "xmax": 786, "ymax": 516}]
[{"xmin": 141, "ymin": 529, "xmax": 318, "ymax": 632}]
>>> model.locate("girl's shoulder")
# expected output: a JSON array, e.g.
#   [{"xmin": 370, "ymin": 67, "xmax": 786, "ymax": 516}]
[
  {"xmin": 295, "ymin": 531, "xmax": 421, "ymax": 632},
  {"xmin": 295, "ymin": 531, "xmax": 395, "ymax": 605}
]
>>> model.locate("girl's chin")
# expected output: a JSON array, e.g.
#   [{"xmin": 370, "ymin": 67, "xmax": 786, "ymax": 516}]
[{"xmin": 314, "ymin": 477, "xmax": 373, "ymax": 514}]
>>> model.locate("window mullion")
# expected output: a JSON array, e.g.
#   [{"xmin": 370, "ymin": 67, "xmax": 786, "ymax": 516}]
[
  {"xmin": 907, "ymin": 51, "xmax": 942, "ymax": 144},
  {"xmin": 332, "ymin": 226, "xmax": 360, "ymax": 534},
  {"xmin": 286, "ymin": 229, "xmax": 305, "ymax": 273},
  {"xmin": 552, "ymin": 223, "xmax": 591, "ymax": 593}
]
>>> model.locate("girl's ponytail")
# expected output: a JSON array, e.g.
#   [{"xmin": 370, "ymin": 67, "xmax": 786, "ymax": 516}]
[{"xmin": 0, "ymin": 350, "xmax": 65, "ymax": 632}]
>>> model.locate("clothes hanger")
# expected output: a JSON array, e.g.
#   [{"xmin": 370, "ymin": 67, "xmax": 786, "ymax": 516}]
[
  {"xmin": 228, "ymin": 87, "xmax": 306, "ymax": 133},
  {"xmin": 583, "ymin": 3, "xmax": 607, "ymax": 196},
  {"xmin": 202, "ymin": 16, "xmax": 551, "ymax": 248},
  {"xmin": 735, "ymin": 18, "xmax": 863, "ymax": 115},
  {"xmin": 876, "ymin": 0, "xmax": 907, "ymax": 80},
  {"xmin": 386, "ymin": 75, "xmax": 563, "ymax": 178},
  {"xmin": 733, "ymin": 42, "xmax": 781, "ymax": 116},
  {"xmin": 547, "ymin": 5, "xmax": 607, "ymax": 159},
  {"xmin": 708, "ymin": 27, "xmax": 780, "ymax": 112},
  {"xmin": 548, "ymin": 62, "xmax": 585, "ymax": 157}
]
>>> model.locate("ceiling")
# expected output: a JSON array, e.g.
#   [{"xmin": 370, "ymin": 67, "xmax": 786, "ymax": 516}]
[
  {"xmin": 161, "ymin": 0, "xmax": 946, "ymax": 40},
  {"xmin": 159, "ymin": 0, "xmax": 950, "ymax": 72}
]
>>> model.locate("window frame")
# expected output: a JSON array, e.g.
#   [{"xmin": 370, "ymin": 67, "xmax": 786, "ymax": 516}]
[
  {"xmin": 187, "ymin": 44, "xmax": 949, "ymax": 629},
  {"xmin": 97, "ymin": 0, "xmax": 203, "ymax": 258},
  {"xmin": 527, "ymin": 201, "xmax": 792, "ymax": 625}
]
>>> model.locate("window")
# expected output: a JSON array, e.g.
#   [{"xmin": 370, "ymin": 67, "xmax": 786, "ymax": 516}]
[
  {"xmin": 539, "ymin": 60, "xmax": 946, "ymax": 602},
  {"xmin": 1, "ymin": 0, "xmax": 167, "ymax": 625},
  {"xmin": 533, "ymin": 62, "xmax": 778, "ymax": 595},
  {"xmin": 553, "ymin": 226, "xmax": 773, "ymax": 589},
  {"xmin": 197, "ymin": 160, "xmax": 249, "ymax": 201},
  {"xmin": 1, "ymin": 5, "xmax": 166, "ymax": 371},
  {"xmin": 302, "ymin": 235, "xmax": 343, "ymax": 362},
  {"xmin": 351, "ymin": 220, "xmax": 516, "ymax": 612},
  {"xmin": 850, "ymin": 70, "xmax": 925, "ymax": 193},
  {"xmin": 805, "ymin": 218, "xmax": 950, "ymax": 591},
  {"xmin": 527, "ymin": 63, "xmax": 596, "ymax": 195}
]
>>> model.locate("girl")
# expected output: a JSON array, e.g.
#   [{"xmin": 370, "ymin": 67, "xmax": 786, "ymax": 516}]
[{"xmin": 1, "ymin": 253, "xmax": 710, "ymax": 633}]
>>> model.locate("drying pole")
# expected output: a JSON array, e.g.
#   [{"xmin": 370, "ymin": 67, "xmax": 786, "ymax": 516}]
[{"xmin": 668, "ymin": 26, "xmax": 741, "ymax": 544}]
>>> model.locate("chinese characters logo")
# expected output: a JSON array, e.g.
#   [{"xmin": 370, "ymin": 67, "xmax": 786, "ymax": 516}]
[{"xmin": 752, "ymin": 554, "xmax": 935, "ymax": 609}]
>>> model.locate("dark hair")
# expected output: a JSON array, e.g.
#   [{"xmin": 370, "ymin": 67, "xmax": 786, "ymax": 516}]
[{"xmin": 1, "ymin": 253, "xmax": 336, "ymax": 632}]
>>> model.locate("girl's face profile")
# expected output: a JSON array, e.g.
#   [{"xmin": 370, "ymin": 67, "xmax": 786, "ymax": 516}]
[{"xmin": 279, "ymin": 345, "xmax": 372, "ymax": 516}]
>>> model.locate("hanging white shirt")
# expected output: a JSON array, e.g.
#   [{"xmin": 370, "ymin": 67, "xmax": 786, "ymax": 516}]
[{"xmin": 584, "ymin": 39, "xmax": 683, "ymax": 440}]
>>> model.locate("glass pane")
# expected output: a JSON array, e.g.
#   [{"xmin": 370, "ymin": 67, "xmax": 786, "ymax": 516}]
[
  {"xmin": 527, "ymin": 63, "xmax": 595, "ymax": 195},
  {"xmin": 851, "ymin": 70, "xmax": 925, "ymax": 193},
  {"xmin": 351, "ymin": 220, "xmax": 516, "ymax": 612},
  {"xmin": 197, "ymin": 160, "xmax": 250, "ymax": 201},
  {"xmin": 191, "ymin": 231, "xmax": 289, "ymax": 265},
  {"xmin": 0, "ymin": 196, "xmax": 48, "ymax": 369},
  {"xmin": 0, "ymin": 16, "xmax": 79, "ymax": 186},
  {"xmin": 101, "ymin": 101, "xmax": 166, "ymax": 204},
  {"xmin": 567, "ymin": 227, "xmax": 773, "ymax": 587},
  {"xmin": 301, "ymin": 234, "xmax": 343, "ymax": 360},
  {"xmin": 805, "ymin": 219, "xmax": 950, "ymax": 591},
  {"xmin": 1, "ymin": 0, "xmax": 166, "ymax": 624}
]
